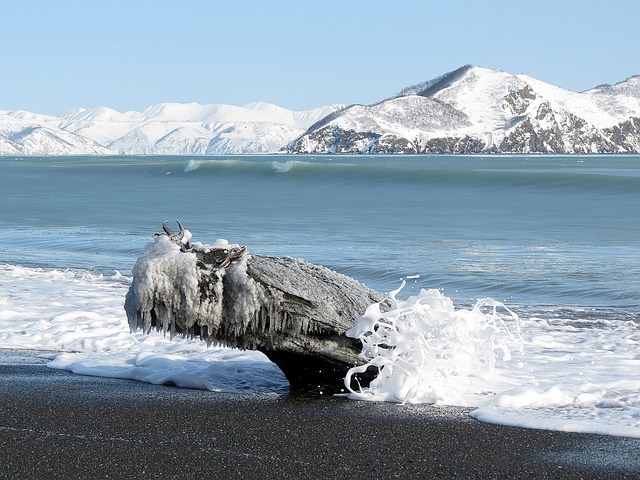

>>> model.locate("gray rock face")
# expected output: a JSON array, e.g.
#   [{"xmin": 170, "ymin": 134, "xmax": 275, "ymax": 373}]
[
  {"xmin": 125, "ymin": 235, "xmax": 384, "ymax": 394},
  {"xmin": 604, "ymin": 117, "xmax": 640, "ymax": 152},
  {"xmin": 498, "ymin": 110, "xmax": 620, "ymax": 154}
]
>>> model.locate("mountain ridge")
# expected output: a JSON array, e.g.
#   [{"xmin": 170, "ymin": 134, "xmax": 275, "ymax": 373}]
[
  {"xmin": 0, "ymin": 102, "xmax": 341, "ymax": 155},
  {"xmin": 2, "ymin": 65, "xmax": 639, "ymax": 155},
  {"xmin": 287, "ymin": 66, "xmax": 640, "ymax": 154}
]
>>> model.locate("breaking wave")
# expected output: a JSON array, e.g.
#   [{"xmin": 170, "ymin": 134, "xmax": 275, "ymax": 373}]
[
  {"xmin": 175, "ymin": 156, "xmax": 640, "ymax": 194},
  {"xmin": 345, "ymin": 280, "xmax": 523, "ymax": 405}
]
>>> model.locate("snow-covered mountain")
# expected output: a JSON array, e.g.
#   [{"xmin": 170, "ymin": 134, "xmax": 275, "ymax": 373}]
[
  {"xmin": 0, "ymin": 110, "xmax": 113, "ymax": 155},
  {"xmin": 287, "ymin": 65, "xmax": 640, "ymax": 154},
  {"xmin": 59, "ymin": 102, "xmax": 341, "ymax": 155},
  {"xmin": 0, "ymin": 103, "xmax": 341, "ymax": 155},
  {"xmin": 3, "ymin": 65, "xmax": 640, "ymax": 155}
]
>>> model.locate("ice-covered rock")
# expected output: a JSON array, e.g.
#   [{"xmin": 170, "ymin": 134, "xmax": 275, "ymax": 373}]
[{"xmin": 125, "ymin": 231, "xmax": 384, "ymax": 394}]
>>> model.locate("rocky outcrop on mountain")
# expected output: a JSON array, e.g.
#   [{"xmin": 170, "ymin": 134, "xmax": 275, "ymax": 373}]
[
  {"xmin": 604, "ymin": 117, "xmax": 640, "ymax": 152},
  {"xmin": 497, "ymin": 104, "xmax": 620, "ymax": 154},
  {"xmin": 286, "ymin": 65, "xmax": 640, "ymax": 154}
]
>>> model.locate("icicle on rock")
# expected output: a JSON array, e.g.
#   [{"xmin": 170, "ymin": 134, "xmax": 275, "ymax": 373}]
[{"xmin": 124, "ymin": 222, "xmax": 385, "ymax": 394}]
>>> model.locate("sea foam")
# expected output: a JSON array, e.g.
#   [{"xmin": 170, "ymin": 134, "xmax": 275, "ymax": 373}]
[
  {"xmin": 345, "ymin": 280, "xmax": 523, "ymax": 405},
  {"xmin": 2, "ymin": 262, "xmax": 640, "ymax": 438}
]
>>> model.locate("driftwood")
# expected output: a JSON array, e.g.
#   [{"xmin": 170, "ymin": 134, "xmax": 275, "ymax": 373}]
[{"xmin": 124, "ymin": 223, "xmax": 384, "ymax": 394}]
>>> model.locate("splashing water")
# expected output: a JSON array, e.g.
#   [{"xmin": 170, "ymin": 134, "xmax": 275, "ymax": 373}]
[{"xmin": 345, "ymin": 280, "xmax": 523, "ymax": 405}]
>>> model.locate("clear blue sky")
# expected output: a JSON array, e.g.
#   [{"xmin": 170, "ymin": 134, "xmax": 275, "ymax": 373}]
[{"xmin": 2, "ymin": 0, "xmax": 638, "ymax": 115}]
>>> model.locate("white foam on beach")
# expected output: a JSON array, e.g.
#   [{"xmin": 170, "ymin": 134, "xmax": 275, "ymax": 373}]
[
  {"xmin": 1, "ymin": 263, "xmax": 639, "ymax": 438},
  {"xmin": 473, "ymin": 314, "xmax": 640, "ymax": 438},
  {"xmin": 0, "ymin": 263, "xmax": 287, "ymax": 394},
  {"xmin": 346, "ymin": 281, "xmax": 640, "ymax": 438}
]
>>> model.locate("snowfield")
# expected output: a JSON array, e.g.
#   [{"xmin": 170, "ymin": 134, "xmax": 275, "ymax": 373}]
[{"xmin": 0, "ymin": 102, "xmax": 340, "ymax": 155}]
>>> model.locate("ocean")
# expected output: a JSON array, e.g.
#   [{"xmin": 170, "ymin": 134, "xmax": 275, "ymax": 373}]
[{"xmin": 1, "ymin": 154, "xmax": 639, "ymax": 438}]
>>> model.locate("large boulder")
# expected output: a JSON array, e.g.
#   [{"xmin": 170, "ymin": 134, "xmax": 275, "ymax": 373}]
[{"xmin": 124, "ymin": 224, "xmax": 383, "ymax": 394}]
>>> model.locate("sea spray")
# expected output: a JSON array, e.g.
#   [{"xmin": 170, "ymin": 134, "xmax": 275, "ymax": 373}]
[
  {"xmin": 184, "ymin": 159, "xmax": 203, "ymax": 173},
  {"xmin": 345, "ymin": 280, "xmax": 523, "ymax": 405}
]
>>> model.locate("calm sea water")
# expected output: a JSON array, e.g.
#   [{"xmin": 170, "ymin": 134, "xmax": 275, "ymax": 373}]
[{"xmin": 1, "ymin": 154, "xmax": 639, "ymax": 320}]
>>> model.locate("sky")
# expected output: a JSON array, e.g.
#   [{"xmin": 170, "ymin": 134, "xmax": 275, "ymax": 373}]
[{"xmin": 2, "ymin": 0, "xmax": 639, "ymax": 115}]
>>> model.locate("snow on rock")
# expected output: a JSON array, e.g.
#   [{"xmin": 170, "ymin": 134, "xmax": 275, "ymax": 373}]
[{"xmin": 585, "ymin": 75, "xmax": 640, "ymax": 123}]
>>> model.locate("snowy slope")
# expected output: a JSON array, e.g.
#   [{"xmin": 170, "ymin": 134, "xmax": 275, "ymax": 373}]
[
  {"xmin": 59, "ymin": 102, "xmax": 340, "ymax": 155},
  {"xmin": 584, "ymin": 75, "xmax": 640, "ymax": 122},
  {"xmin": 0, "ymin": 103, "xmax": 340, "ymax": 155},
  {"xmin": 288, "ymin": 66, "xmax": 640, "ymax": 154},
  {"xmin": 289, "ymin": 96, "xmax": 472, "ymax": 154},
  {"xmin": 0, "ymin": 111, "xmax": 113, "ymax": 155}
]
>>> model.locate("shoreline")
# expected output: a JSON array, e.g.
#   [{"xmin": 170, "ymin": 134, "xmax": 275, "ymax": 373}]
[{"xmin": 1, "ymin": 350, "xmax": 640, "ymax": 479}]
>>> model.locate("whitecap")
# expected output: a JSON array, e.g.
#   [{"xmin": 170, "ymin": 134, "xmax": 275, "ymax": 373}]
[{"xmin": 184, "ymin": 159, "xmax": 203, "ymax": 173}]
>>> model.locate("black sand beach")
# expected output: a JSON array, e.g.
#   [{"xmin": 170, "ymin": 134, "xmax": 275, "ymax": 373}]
[{"xmin": 1, "ymin": 350, "xmax": 639, "ymax": 480}]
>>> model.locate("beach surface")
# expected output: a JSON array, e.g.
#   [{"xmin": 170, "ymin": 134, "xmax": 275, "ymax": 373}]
[{"xmin": 1, "ymin": 349, "xmax": 639, "ymax": 480}]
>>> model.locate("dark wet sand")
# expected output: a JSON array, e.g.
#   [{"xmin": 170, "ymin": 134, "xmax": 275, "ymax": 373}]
[{"xmin": 1, "ymin": 350, "xmax": 639, "ymax": 480}]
